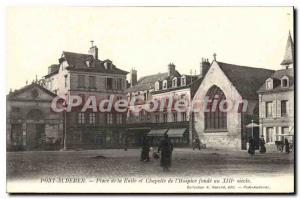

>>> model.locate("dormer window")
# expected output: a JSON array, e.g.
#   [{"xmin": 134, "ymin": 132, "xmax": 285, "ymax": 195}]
[
  {"xmin": 104, "ymin": 61, "xmax": 112, "ymax": 70},
  {"xmin": 181, "ymin": 76, "xmax": 186, "ymax": 86},
  {"xmin": 281, "ymin": 76, "xmax": 289, "ymax": 88},
  {"xmin": 172, "ymin": 77, "xmax": 177, "ymax": 88},
  {"xmin": 163, "ymin": 80, "xmax": 168, "ymax": 90},
  {"xmin": 266, "ymin": 79, "xmax": 273, "ymax": 90},
  {"xmin": 154, "ymin": 81, "xmax": 160, "ymax": 91},
  {"xmin": 86, "ymin": 60, "xmax": 90, "ymax": 67}
]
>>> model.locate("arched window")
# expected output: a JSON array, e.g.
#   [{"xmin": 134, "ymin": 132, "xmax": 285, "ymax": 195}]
[
  {"xmin": 204, "ymin": 85, "xmax": 227, "ymax": 130},
  {"xmin": 181, "ymin": 76, "xmax": 186, "ymax": 86},
  {"xmin": 172, "ymin": 77, "xmax": 177, "ymax": 88},
  {"xmin": 154, "ymin": 81, "xmax": 160, "ymax": 91},
  {"xmin": 162, "ymin": 80, "xmax": 168, "ymax": 90}
]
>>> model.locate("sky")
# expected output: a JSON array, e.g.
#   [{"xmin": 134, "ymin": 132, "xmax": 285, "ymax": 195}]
[{"xmin": 6, "ymin": 7, "xmax": 293, "ymax": 93}]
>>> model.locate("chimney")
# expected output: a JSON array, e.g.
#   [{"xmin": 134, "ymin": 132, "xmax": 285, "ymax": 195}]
[
  {"xmin": 199, "ymin": 58, "xmax": 211, "ymax": 78},
  {"xmin": 130, "ymin": 68, "xmax": 137, "ymax": 86},
  {"xmin": 168, "ymin": 63, "xmax": 176, "ymax": 76},
  {"xmin": 88, "ymin": 40, "xmax": 98, "ymax": 59}
]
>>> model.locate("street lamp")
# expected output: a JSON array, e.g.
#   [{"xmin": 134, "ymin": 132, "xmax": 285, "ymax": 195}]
[{"xmin": 251, "ymin": 119, "xmax": 254, "ymax": 138}]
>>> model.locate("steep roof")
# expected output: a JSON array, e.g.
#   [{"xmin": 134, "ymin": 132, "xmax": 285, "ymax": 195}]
[
  {"xmin": 45, "ymin": 51, "xmax": 128, "ymax": 77},
  {"xmin": 63, "ymin": 51, "xmax": 128, "ymax": 75},
  {"xmin": 281, "ymin": 31, "xmax": 294, "ymax": 66},
  {"xmin": 217, "ymin": 62, "xmax": 274, "ymax": 99},
  {"xmin": 257, "ymin": 68, "xmax": 294, "ymax": 93}
]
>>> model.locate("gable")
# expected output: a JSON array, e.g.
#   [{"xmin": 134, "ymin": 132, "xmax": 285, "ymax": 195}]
[
  {"xmin": 193, "ymin": 61, "xmax": 243, "ymax": 103},
  {"xmin": 7, "ymin": 84, "xmax": 57, "ymax": 101}
]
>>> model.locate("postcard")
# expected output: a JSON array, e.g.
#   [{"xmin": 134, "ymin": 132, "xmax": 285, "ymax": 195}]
[{"xmin": 6, "ymin": 6, "xmax": 294, "ymax": 193}]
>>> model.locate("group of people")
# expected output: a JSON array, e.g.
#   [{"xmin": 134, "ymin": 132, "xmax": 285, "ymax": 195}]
[
  {"xmin": 248, "ymin": 135, "xmax": 291, "ymax": 155},
  {"xmin": 140, "ymin": 134, "xmax": 174, "ymax": 171}
]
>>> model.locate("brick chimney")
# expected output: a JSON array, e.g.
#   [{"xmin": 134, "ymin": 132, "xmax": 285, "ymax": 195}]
[
  {"xmin": 88, "ymin": 40, "xmax": 98, "ymax": 59},
  {"xmin": 168, "ymin": 63, "xmax": 176, "ymax": 76},
  {"xmin": 130, "ymin": 68, "xmax": 137, "ymax": 86},
  {"xmin": 199, "ymin": 58, "xmax": 210, "ymax": 78}
]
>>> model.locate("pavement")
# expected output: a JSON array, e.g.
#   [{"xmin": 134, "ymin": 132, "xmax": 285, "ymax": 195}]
[{"xmin": 7, "ymin": 147, "xmax": 294, "ymax": 181}]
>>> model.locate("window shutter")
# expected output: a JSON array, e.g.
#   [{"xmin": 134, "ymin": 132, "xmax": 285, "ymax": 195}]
[
  {"xmin": 260, "ymin": 102, "xmax": 266, "ymax": 118},
  {"xmin": 286, "ymin": 100, "xmax": 290, "ymax": 116},
  {"xmin": 105, "ymin": 77, "xmax": 107, "ymax": 89},
  {"xmin": 276, "ymin": 100, "xmax": 281, "ymax": 117},
  {"xmin": 272, "ymin": 101, "xmax": 276, "ymax": 118}
]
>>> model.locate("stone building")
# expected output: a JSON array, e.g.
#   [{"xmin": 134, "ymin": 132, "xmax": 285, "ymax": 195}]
[
  {"xmin": 7, "ymin": 83, "xmax": 63, "ymax": 151},
  {"xmin": 125, "ymin": 59, "xmax": 210, "ymax": 146},
  {"xmin": 193, "ymin": 55, "xmax": 274, "ymax": 149},
  {"xmin": 44, "ymin": 43, "xmax": 129, "ymax": 149},
  {"xmin": 257, "ymin": 32, "xmax": 294, "ymax": 145}
]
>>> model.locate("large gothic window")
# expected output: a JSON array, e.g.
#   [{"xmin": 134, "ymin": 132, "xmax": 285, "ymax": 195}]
[{"xmin": 204, "ymin": 85, "xmax": 227, "ymax": 130}]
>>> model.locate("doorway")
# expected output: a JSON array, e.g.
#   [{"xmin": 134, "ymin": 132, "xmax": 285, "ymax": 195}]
[{"xmin": 26, "ymin": 123, "xmax": 45, "ymax": 149}]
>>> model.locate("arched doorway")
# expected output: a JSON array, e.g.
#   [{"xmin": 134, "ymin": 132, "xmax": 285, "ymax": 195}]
[{"xmin": 204, "ymin": 85, "xmax": 227, "ymax": 131}]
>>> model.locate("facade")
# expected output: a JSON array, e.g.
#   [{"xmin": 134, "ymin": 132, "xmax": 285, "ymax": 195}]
[
  {"xmin": 257, "ymin": 33, "xmax": 294, "ymax": 145},
  {"xmin": 6, "ymin": 83, "xmax": 64, "ymax": 151},
  {"xmin": 125, "ymin": 59, "xmax": 210, "ymax": 146},
  {"xmin": 44, "ymin": 44, "xmax": 129, "ymax": 149},
  {"xmin": 193, "ymin": 56, "xmax": 274, "ymax": 149},
  {"xmin": 7, "ymin": 34, "xmax": 293, "ymax": 151}
]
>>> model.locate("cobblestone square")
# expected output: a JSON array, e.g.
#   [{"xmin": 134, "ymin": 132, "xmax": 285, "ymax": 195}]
[{"xmin": 7, "ymin": 147, "xmax": 294, "ymax": 181}]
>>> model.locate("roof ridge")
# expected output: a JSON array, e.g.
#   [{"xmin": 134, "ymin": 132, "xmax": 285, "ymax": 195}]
[{"xmin": 217, "ymin": 61, "xmax": 274, "ymax": 72}]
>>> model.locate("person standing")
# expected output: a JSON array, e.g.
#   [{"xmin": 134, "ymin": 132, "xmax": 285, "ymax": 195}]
[
  {"xmin": 259, "ymin": 135, "xmax": 266, "ymax": 154},
  {"xmin": 248, "ymin": 137, "xmax": 255, "ymax": 155},
  {"xmin": 158, "ymin": 134, "xmax": 173, "ymax": 171},
  {"xmin": 285, "ymin": 138, "xmax": 290, "ymax": 154},
  {"xmin": 140, "ymin": 136, "xmax": 150, "ymax": 162},
  {"xmin": 193, "ymin": 136, "xmax": 201, "ymax": 150},
  {"xmin": 124, "ymin": 136, "xmax": 129, "ymax": 151}
]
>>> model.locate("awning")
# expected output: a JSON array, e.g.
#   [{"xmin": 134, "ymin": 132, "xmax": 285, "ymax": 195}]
[
  {"xmin": 127, "ymin": 127, "xmax": 151, "ymax": 131},
  {"xmin": 147, "ymin": 129, "xmax": 168, "ymax": 137},
  {"xmin": 167, "ymin": 128, "xmax": 186, "ymax": 138}
]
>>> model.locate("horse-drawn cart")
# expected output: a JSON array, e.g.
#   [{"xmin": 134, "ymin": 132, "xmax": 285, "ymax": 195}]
[{"xmin": 275, "ymin": 134, "xmax": 294, "ymax": 152}]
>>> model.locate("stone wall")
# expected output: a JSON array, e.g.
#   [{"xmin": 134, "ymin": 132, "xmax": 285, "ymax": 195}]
[{"xmin": 193, "ymin": 61, "xmax": 244, "ymax": 149}]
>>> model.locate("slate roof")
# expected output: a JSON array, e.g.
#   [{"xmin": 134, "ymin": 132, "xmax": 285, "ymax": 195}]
[
  {"xmin": 257, "ymin": 68, "xmax": 294, "ymax": 93},
  {"xmin": 217, "ymin": 62, "xmax": 275, "ymax": 99},
  {"xmin": 281, "ymin": 31, "xmax": 294, "ymax": 66},
  {"xmin": 45, "ymin": 51, "xmax": 128, "ymax": 78},
  {"xmin": 126, "ymin": 72, "xmax": 169, "ymax": 92},
  {"xmin": 125, "ymin": 69, "xmax": 202, "ymax": 93},
  {"xmin": 7, "ymin": 83, "xmax": 57, "ymax": 100}
]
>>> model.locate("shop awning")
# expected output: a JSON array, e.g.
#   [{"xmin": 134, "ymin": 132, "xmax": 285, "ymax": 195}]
[
  {"xmin": 147, "ymin": 129, "xmax": 168, "ymax": 137},
  {"xmin": 127, "ymin": 127, "xmax": 151, "ymax": 131},
  {"xmin": 167, "ymin": 128, "xmax": 186, "ymax": 138}
]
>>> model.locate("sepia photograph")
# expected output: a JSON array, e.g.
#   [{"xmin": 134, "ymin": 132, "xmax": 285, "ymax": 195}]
[{"xmin": 5, "ymin": 6, "xmax": 294, "ymax": 193}]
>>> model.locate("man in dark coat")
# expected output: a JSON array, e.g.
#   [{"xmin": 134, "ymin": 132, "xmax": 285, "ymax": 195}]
[
  {"xmin": 285, "ymin": 138, "xmax": 290, "ymax": 154},
  {"xmin": 140, "ymin": 136, "xmax": 150, "ymax": 162},
  {"xmin": 193, "ymin": 136, "xmax": 201, "ymax": 150},
  {"xmin": 248, "ymin": 137, "xmax": 255, "ymax": 155},
  {"xmin": 158, "ymin": 134, "xmax": 173, "ymax": 171},
  {"xmin": 259, "ymin": 135, "xmax": 266, "ymax": 153}
]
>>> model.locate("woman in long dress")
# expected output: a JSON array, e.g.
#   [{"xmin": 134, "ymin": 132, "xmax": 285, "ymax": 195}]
[
  {"xmin": 259, "ymin": 135, "xmax": 266, "ymax": 153},
  {"xmin": 285, "ymin": 138, "xmax": 290, "ymax": 154},
  {"xmin": 248, "ymin": 137, "xmax": 255, "ymax": 155}
]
